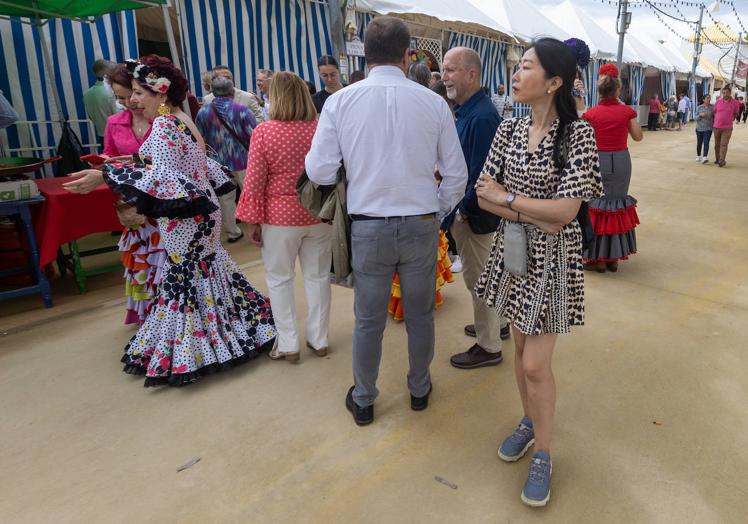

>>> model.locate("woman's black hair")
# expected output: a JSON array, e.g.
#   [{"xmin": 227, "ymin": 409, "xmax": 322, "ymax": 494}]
[
  {"xmin": 530, "ymin": 38, "xmax": 579, "ymax": 170},
  {"xmin": 317, "ymin": 55, "xmax": 339, "ymax": 69}
]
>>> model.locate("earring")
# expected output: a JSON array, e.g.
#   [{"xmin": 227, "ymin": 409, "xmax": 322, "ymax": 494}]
[
  {"xmin": 158, "ymin": 103, "xmax": 171, "ymax": 116},
  {"xmin": 546, "ymin": 90, "xmax": 552, "ymax": 95}
]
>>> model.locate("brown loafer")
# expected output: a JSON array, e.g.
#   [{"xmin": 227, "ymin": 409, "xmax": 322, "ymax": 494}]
[
  {"xmin": 583, "ymin": 261, "xmax": 606, "ymax": 273},
  {"xmin": 606, "ymin": 261, "xmax": 619, "ymax": 273},
  {"xmin": 464, "ymin": 324, "xmax": 476, "ymax": 337},
  {"xmin": 306, "ymin": 342, "xmax": 328, "ymax": 357},
  {"xmin": 500, "ymin": 325, "xmax": 511, "ymax": 340},
  {"xmin": 450, "ymin": 344, "xmax": 503, "ymax": 369},
  {"xmin": 269, "ymin": 346, "xmax": 300, "ymax": 363}
]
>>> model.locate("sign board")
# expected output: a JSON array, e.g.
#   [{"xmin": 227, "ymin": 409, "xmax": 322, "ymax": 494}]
[{"xmin": 346, "ymin": 37, "xmax": 365, "ymax": 58}]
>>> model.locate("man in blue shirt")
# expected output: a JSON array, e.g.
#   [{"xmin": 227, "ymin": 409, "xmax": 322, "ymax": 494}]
[{"xmin": 442, "ymin": 47, "xmax": 509, "ymax": 369}]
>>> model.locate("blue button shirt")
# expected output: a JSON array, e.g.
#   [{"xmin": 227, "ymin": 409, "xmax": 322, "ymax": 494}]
[{"xmin": 446, "ymin": 89, "xmax": 502, "ymax": 234}]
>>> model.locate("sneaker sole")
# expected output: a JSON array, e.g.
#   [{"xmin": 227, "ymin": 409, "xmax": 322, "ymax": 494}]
[
  {"xmin": 521, "ymin": 488, "xmax": 550, "ymax": 507},
  {"xmin": 498, "ymin": 437, "xmax": 535, "ymax": 462},
  {"xmin": 521, "ymin": 463, "xmax": 552, "ymax": 507}
]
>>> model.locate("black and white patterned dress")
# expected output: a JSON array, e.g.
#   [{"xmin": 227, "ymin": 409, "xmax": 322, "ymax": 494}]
[
  {"xmin": 474, "ymin": 117, "xmax": 603, "ymax": 336},
  {"xmin": 103, "ymin": 115, "xmax": 276, "ymax": 386}
]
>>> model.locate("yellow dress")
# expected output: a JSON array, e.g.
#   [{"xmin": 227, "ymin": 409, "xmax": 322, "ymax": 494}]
[{"xmin": 388, "ymin": 230, "xmax": 454, "ymax": 321}]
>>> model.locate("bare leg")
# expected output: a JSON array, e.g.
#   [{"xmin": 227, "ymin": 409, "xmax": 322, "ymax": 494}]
[
  {"xmin": 521, "ymin": 333, "xmax": 558, "ymax": 454},
  {"xmin": 512, "ymin": 325, "xmax": 530, "ymax": 417}
]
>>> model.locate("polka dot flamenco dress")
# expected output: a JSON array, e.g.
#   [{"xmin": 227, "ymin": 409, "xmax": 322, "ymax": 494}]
[{"xmin": 103, "ymin": 115, "xmax": 276, "ymax": 386}]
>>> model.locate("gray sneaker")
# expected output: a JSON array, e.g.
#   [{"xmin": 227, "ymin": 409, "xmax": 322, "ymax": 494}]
[
  {"xmin": 521, "ymin": 451, "xmax": 552, "ymax": 507},
  {"xmin": 498, "ymin": 416, "xmax": 534, "ymax": 462}
]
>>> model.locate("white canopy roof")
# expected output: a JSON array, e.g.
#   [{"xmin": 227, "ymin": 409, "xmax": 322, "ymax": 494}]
[
  {"xmin": 467, "ymin": 0, "xmax": 572, "ymax": 42},
  {"xmin": 353, "ymin": 0, "xmax": 512, "ymax": 36},
  {"xmin": 546, "ymin": 0, "xmax": 642, "ymax": 63}
]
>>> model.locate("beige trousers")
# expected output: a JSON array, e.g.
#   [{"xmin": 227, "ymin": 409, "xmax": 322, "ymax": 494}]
[
  {"xmin": 218, "ymin": 169, "xmax": 246, "ymax": 239},
  {"xmin": 451, "ymin": 217, "xmax": 507, "ymax": 353}
]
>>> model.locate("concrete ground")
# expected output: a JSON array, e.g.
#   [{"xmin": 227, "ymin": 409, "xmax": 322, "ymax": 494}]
[{"xmin": 1, "ymin": 123, "xmax": 747, "ymax": 524}]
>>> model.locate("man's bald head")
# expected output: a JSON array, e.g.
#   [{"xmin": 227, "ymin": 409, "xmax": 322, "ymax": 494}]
[{"xmin": 442, "ymin": 47, "xmax": 483, "ymax": 105}]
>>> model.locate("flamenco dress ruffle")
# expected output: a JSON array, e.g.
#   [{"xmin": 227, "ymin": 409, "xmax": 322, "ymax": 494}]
[
  {"xmin": 583, "ymin": 195, "xmax": 639, "ymax": 263},
  {"xmin": 119, "ymin": 218, "xmax": 167, "ymax": 325},
  {"xmin": 388, "ymin": 229, "xmax": 454, "ymax": 321}
]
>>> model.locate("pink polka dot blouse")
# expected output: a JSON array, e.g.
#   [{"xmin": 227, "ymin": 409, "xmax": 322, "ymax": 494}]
[{"xmin": 236, "ymin": 120, "xmax": 320, "ymax": 226}]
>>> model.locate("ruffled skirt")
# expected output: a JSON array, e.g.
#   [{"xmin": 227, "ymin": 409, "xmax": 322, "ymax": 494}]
[
  {"xmin": 121, "ymin": 247, "xmax": 276, "ymax": 387},
  {"xmin": 389, "ymin": 230, "xmax": 453, "ymax": 321},
  {"xmin": 119, "ymin": 219, "xmax": 167, "ymax": 325},
  {"xmin": 583, "ymin": 149, "xmax": 639, "ymax": 262}
]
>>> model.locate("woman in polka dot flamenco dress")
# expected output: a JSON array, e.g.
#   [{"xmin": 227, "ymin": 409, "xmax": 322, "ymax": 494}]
[{"xmin": 64, "ymin": 55, "xmax": 276, "ymax": 387}]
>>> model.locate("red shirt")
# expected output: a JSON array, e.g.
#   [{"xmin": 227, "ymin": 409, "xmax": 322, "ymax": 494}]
[
  {"xmin": 583, "ymin": 98, "xmax": 638, "ymax": 152},
  {"xmin": 236, "ymin": 120, "xmax": 320, "ymax": 226},
  {"xmin": 648, "ymin": 98, "xmax": 660, "ymax": 114}
]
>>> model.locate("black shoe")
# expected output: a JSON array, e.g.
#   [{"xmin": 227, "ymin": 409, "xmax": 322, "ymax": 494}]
[
  {"xmin": 464, "ymin": 324, "xmax": 476, "ymax": 337},
  {"xmin": 346, "ymin": 386, "xmax": 373, "ymax": 426},
  {"xmin": 411, "ymin": 384, "xmax": 432, "ymax": 411},
  {"xmin": 227, "ymin": 232, "xmax": 244, "ymax": 243},
  {"xmin": 500, "ymin": 325, "xmax": 511, "ymax": 340},
  {"xmin": 450, "ymin": 344, "xmax": 503, "ymax": 369}
]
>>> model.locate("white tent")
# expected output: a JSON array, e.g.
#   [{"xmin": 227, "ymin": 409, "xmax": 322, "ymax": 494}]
[
  {"xmin": 547, "ymin": 0, "xmax": 642, "ymax": 63},
  {"xmin": 353, "ymin": 0, "xmax": 512, "ymax": 36},
  {"xmin": 467, "ymin": 0, "xmax": 573, "ymax": 42}
]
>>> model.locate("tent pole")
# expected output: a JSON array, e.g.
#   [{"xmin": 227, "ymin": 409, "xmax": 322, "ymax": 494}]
[
  {"xmin": 690, "ymin": 3, "xmax": 704, "ymax": 88},
  {"xmin": 33, "ymin": 1, "xmax": 65, "ymax": 124},
  {"xmin": 615, "ymin": 0, "xmax": 630, "ymax": 72},
  {"xmin": 730, "ymin": 32, "xmax": 741, "ymax": 85},
  {"xmin": 161, "ymin": 3, "xmax": 181, "ymax": 70},
  {"xmin": 160, "ymin": 3, "xmax": 190, "ymax": 113}
]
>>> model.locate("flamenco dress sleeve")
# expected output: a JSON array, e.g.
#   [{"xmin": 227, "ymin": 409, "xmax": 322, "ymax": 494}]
[{"xmin": 102, "ymin": 115, "xmax": 219, "ymax": 219}]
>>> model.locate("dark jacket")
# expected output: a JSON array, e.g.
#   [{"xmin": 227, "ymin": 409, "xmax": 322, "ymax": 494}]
[{"xmin": 443, "ymin": 90, "xmax": 502, "ymax": 234}]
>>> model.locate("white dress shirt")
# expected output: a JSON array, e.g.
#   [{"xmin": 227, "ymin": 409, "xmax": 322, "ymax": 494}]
[{"xmin": 305, "ymin": 65, "xmax": 467, "ymax": 218}]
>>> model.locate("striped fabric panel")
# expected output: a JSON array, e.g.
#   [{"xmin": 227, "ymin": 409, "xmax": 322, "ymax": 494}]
[
  {"xmin": 629, "ymin": 64, "xmax": 645, "ymax": 106},
  {"xmin": 447, "ymin": 32, "xmax": 506, "ymax": 95},
  {"xmin": 660, "ymin": 70, "xmax": 676, "ymax": 102},
  {"xmin": 583, "ymin": 59, "xmax": 603, "ymax": 110},
  {"xmin": 0, "ymin": 12, "xmax": 138, "ymax": 154},
  {"xmin": 177, "ymin": 0, "xmax": 333, "ymax": 99}
]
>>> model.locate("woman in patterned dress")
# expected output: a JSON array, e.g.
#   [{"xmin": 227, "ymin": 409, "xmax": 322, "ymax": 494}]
[
  {"xmin": 64, "ymin": 55, "xmax": 276, "ymax": 387},
  {"xmin": 473, "ymin": 39, "xmax": 603, "ymax": 507}
]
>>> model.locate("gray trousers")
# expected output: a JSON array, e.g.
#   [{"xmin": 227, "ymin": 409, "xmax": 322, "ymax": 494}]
[{"xmin": 350, "ymin": 215, "xmax": 439, "ymax": 407}]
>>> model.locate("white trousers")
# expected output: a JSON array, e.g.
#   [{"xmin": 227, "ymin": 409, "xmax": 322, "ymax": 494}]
[
  {"xmin": 261, "ymin": 223, "xmax": 333, "ymax": 354},
  {"xmin": 219, "ymin": 169, "xmax": 245, "ymax": 239}
]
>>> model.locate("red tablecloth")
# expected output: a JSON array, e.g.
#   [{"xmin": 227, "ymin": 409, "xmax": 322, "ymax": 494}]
[{"xmin": 33, "ymin": 177, "xmax": 121, "ymax": 267}]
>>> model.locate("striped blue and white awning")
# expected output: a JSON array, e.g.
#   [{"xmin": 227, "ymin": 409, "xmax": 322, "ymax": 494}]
[
  {"xmin": 447, "ymin": 32, "xmax": 507, "ymax": 95},
  {"xmin": 0, "ymin": 12, "xmax": 138, "ymax": 154},
  {"xmin": 177, "ymin": 0, "xmax": 333, "ymax": 99}
]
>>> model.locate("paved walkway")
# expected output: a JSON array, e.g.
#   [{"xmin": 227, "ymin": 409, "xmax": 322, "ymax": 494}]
[{"xmin": 1, "ymin": 123, "xmax": 746, "ymax": 523}]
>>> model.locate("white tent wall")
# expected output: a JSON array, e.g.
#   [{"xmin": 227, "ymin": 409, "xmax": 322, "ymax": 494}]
[
  {"xmin": 175, "ymin": 0, "xmax": 334, "ymax": 99},
  {"xmin": 0, "ymin": 11, "xmax": 139, "ymax": 158}
]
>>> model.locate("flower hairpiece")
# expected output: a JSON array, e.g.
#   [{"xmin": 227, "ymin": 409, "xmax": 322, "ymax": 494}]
[
  {"xmin": 599, "ymin": 63, "xmax": 619, "ymax": 78},
  {"xmin": 125, "ymin": 59, "xmax": 172, "ymax": 94},
  {"xmin": 563, "ymin": 38, "xmax": 591, "ymax": 70}
]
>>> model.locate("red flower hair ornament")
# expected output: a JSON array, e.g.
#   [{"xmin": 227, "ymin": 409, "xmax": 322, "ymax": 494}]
[{"xmin": 599, "ymin": 63, "xmax": 619, "ymax": 78}]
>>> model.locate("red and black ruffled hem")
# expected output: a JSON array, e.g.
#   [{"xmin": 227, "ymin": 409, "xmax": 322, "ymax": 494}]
[
  {"xmin": 588, "ymin": 196, "xmax": 639, "ymax": 236},
  {"xmin": 122, "ymin": 337, "xmax": 275, "ymax": 387}
]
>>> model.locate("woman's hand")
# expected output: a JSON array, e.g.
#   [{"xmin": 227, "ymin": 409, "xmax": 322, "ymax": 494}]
[
  {"xmin": 105, "ymin": 155, "xmax": 135, "ymax": 164},
  {"xmin": 245, "ymin": 224, "xmax": 263, "ymax": 247},
  {"xmin": 62, "ymin": 170, "xmax": 105, "ymax": 194},
  {"xmin": 573, "ymin": 79, "xmax": 585, "ymax": 98},
  {"xmin": 474, "ymin": 173, "xmax": 507, "ymax": 206}
]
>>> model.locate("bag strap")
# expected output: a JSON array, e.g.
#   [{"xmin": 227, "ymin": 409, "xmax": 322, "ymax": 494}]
[{"xmin": 211, "ymin": 103, "xmax": 248, "ymax": 151}]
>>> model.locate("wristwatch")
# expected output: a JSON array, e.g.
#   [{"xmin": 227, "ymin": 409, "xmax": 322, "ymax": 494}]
[{"xmin": 505, "ymin": 193, "xmax": 516, "ymax": 209}]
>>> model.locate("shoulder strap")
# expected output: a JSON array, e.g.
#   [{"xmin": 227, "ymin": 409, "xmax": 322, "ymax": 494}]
[{"xmin": 211, "ymin": 102, "xmax": 248, "ymax": 151}]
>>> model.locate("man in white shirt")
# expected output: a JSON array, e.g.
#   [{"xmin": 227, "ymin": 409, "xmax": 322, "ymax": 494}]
[
  {"xmin": 490, "ymin": 84, "xmax": 513, "ymax": 120},
  {"xmin": 83, "ymin": 59, "xmax": 120, "ymax": 146},
  {"xmin": 305, "ymin": 16, "xmax": 467, "ymax": 426},
  {"xmin": 202, "ymin": 65, "xmax": 264, "ymax": 124}
]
